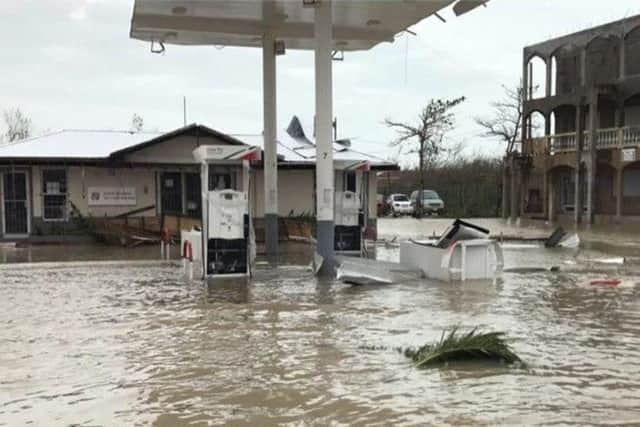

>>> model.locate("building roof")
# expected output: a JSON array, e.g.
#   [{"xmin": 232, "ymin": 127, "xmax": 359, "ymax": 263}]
[
  {"xmin": 130, "ymin": 0, "xmax": 488, "ymax": 52},
  {"xmin": 0, "ymin": 119, "xmax": 397, "ymax": 170},
  {"xmin": 0, "ymin": 129, "xmax": 163, "ymax": 161}
]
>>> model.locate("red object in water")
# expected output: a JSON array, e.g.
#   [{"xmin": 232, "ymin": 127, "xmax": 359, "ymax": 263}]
[
  {"xmin": 590, "ymin": 279, "xmax": 621, "ymax": 288},
  {"xmin": 182, "ymin": 241, "xmax": 193, "ymax": 262}
]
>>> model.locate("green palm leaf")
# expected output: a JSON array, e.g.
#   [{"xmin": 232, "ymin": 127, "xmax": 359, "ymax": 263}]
[{"xmin": 406, "ymin": 327, "xmax": 522, "ymax": 368}]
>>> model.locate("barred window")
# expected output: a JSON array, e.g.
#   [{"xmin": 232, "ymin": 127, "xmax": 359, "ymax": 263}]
[{"xmin": 42, "ymin": 169, "xmax": 67, "ymax": 221}]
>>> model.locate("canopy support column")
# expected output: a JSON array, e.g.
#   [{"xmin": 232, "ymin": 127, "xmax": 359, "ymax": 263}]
[
  {"xmin": 314, "ymin": 0, "xmax": 334, "ymax": 274},
  {"xmin": 263, "ymin": 31, "xmax": 278, "ymax": 262}
]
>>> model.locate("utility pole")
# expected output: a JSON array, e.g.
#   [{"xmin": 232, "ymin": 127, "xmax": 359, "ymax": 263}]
[{"xmin": 183, "ymin": 96, "xmax": 187, "ymax": 126}]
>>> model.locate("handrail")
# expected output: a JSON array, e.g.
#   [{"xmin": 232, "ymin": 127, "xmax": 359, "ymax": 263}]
[{"xmin": 522, "ymin": 126, "xmax": 640, "ymax": 154}]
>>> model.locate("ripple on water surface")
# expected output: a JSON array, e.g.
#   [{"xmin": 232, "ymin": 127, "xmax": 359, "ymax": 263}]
[{"xmin": 1, "ymin": 253, "xmax": 640, "ymax": 426}]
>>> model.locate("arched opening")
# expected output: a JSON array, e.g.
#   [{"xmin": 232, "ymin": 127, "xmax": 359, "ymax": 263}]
[
  {"xmin": 622, "ymin": 161, "xmax": 640, "ymax": 215},
  {"xmin": 624, "ymin": 93, "xmax": 640, "ymax": 127},
  {"xmin": 625, "ymin": 25, "xmax": 640, "ymax": 77},
  {"xmin": 550, "ymin": 105, "xmax": 577, "ymax": 151},
  {"xmin": 525, "ymin": 110, "xmax": 547, "ymax": 139},
  {"xmin": 526, "ymin": 55, "xmax": 547, "ymax": 99},
  {"xmin": 549, "ymin": 165, "xmax": 576, "ymax": 215},
  {"xmin": 595, "ymin": 164, "xmax": 616, "ymax": 215},
  {"xmin": 586, "ymin": 35, "xmax": 620, "ymax": 85},
  {"xmin": 551, "ymin": 105, "xmax": 577, "ymax": 134},
  {"xmin": 552, "ymin": 45, "xmax": 580, "ymax": 95}
]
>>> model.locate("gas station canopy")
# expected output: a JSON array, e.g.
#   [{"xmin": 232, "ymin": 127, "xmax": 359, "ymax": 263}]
[{"xmin": 130, "ymin": 0, "xmax": 488, "ymax": 51}]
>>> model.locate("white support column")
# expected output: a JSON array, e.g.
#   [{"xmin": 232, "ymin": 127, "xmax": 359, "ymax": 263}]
[
  {"xmin": 263, "ymin": 31, "xmax": 279, "ymax": 261},
  {"xmin": 200, "ymin": 162, "xmax": 209, "ymax": 279},
  {"xmin": 314, "ymin": 0, "xmax": 335, "ymax": 272}
]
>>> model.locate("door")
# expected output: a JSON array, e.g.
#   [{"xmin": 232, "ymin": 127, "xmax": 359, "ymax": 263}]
[
  {"xmin": 3, "ymin": 171, "xmax": 29, "ymax": 235},
  {"xmin": 161, "ymin": 172, "xmax": 183, "ymax": 215},
  {"xmin": 185, "ymin": 173, "xmax": 201, "ymax": 218}
]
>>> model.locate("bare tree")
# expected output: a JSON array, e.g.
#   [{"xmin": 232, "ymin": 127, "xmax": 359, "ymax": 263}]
[
  {"xmin": 474, "ymin": 82, "xmax": 531, "ymax": 155},
  {"xmin": 130, "ymin": 113, "xmax": 144, "ymax": 132},
  {"xmin": 3, "ymin": 108, "xmax": 33, "ymax": 142},
  {"xmin": 475, "ymin": 82, "xmax": 538, "ymax": 219},
  {"xmin": 385, "ymin": 96, "xmax": 465, "ymax": 216}
]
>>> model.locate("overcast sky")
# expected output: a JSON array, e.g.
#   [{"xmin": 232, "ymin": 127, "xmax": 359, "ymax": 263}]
[{"xmin": 2, "ymin": 0, "xmax": 640, "ymax": 165}]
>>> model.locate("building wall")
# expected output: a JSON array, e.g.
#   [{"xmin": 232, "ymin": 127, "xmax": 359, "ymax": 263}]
[
  {"xmin": 126, "ymin": 135, "xmax": 229, "ymax": 164},
  {"xmin": 251, "ymin": 169, "xmax": 315, "ymax": 218},
  {"xmin": 251, "ymin": 168, "xmax": 378, "ymax": 220}
]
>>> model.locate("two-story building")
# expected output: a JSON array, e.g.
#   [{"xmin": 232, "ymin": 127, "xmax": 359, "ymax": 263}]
[{"xmin": 510, "ymin": 15, "xmax": 640, "ymax": 224}]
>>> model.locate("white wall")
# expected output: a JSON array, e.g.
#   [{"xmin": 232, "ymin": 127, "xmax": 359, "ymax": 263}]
[
  {"xmin": 31, "ymin": 166, "xmax": 158, "ymax": 219},
  {"xmin": 251, "ymin": 169, "xmax": 316, "ymax": 218}
]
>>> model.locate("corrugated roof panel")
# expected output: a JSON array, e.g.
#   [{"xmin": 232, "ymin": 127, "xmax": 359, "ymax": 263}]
[{"xmin": 0, "ymin": 130, "xmax": 161, "ymax": 160}]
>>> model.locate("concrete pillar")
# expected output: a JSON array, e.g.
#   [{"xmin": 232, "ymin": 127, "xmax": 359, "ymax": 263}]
[
  {"xmin": 616, "ymin": 166, "xmax": 623, "ymax": 222},
  {"xmin": 509, "ymin": 157, "xmax": 518, "ymax": 223},
  {"xmin": 544, "ymin": 112, "xmax": 552, "ymax": 137},
  {"xmin": 501, "ymin": 158, "xmax": 509, "ymax": 219},
  {"xmin": 522, "ymin": 54, "xmax": 529, "ymax": 103},
  {"xmin": 314, "ymin": 0, "xmax": 335, "ymax": 272},
  {"xmin": 586, "ymin": 95, "xmax": 598, "ymax": 224},
  {"xmin": 548, "ymin": 171, "xmax": 555, "ymax": 222},
  {"xmin": 262, "ymin": 32, "xmax": 279, "ymax": 261},
  {"xmin": 200, "ymin": 162, "xmax": 210, "ymax": 278},
  {"xmin": 620, "ymin": 39, "xmax": 626, "ymax": 80},
  {"xmin": 545, "ymin": 56, "xmax": 552, "ymax": 97},
  {"xmin": 542, "ymin": 166, "xmax": 549, "ymax": 218},
  {"xmin": 580, "ymin": 48, "xmax": 587, "ymax": 86},
  {"xmin": 574, "ymin": 104, "xmax": 584, "ymax": 225}
]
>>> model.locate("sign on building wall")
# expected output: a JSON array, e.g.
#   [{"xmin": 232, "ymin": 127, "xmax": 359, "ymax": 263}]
[
  {"xmin": 88, "ymin": 187, "xmax": 137, "ymax": 206},
  {"xmin": 621, "ymin": 148, "xmax": 637, "ymax": 163}
]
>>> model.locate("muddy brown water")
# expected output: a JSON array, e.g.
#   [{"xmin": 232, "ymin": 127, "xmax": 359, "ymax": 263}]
[{"xmin": 1, "ymin": 219, "xmax": 640, "ymax": 426}]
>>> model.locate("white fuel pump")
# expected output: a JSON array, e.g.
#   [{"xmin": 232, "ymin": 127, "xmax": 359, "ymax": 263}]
[
  {"xmin": 334, "ymin": 160, "xmax": 370, "ymax": 254},
  {"xmin": 188, "ymin": 145, "xmax": 260, "ymax": 279}
]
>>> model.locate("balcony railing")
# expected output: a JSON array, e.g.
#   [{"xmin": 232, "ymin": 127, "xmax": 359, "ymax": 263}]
[{"xmin": 522, "ymin": 126, "xmax": 640, "ymax": 154}]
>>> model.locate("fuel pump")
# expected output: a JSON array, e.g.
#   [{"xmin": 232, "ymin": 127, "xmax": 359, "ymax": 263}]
[
  {"xmin": 334, "ymin": 160, "xmax": 370, "ymax": 254},
  {"xmin": 192, "ymin": 145, "xmax": 260, "ymax": 279}
]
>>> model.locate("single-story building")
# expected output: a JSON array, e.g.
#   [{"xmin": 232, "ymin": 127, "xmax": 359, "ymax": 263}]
[{"xmin": 0, "ymin": 116, "xmax": 396, "ymax": 240}]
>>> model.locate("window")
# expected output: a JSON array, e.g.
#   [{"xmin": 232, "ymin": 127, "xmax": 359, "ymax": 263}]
[
  {"xmin": 209, "ymin": 172, "xmax": 233, "ymax": 191},
  {"xmin": 42, "ymin": 169, "xmax": 67, "ymax": 221},
  {"xmin": 344, "ymin": 171, "xmax": 356, "ymax": 193}
]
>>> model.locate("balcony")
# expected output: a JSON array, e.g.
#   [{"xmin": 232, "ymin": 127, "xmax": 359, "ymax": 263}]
[{"xmin": 523, "ymin": 126, "xmax": 640, "ymax": 155}]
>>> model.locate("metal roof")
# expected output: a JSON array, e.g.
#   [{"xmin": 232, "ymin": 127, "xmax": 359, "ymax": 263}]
[
  {"xmin": 0, "ymin": 130, "xmax": 162, "ymax": 161},
  {"xmin": 130, "ymin": 0, "xmax": 488, "ymax": 52},
  {"xmin": 0, "ymin": 122, "xmax": 395, "ymax": 168}
]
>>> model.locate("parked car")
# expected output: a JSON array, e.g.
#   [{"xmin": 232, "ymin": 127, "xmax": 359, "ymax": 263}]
[
  {"xmin": 410, "ymin": 190, "xmax": 445, "ymax": 215},
  {"xmin": 386, "ymin": 193, "xmax": 413, "ymax": 217}
]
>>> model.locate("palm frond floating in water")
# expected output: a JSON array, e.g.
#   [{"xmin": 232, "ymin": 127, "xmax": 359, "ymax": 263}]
[{"xmin": 405, "ymin": 327, "xmax": 522, "ymax": 368}]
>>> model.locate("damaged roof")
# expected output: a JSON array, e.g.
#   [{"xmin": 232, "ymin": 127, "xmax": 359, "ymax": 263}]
[{"xmin": 0, "ymin": 118, "xmax": 396, "ymax": 169}]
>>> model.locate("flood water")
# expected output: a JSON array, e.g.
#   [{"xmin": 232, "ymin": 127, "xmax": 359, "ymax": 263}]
[{"xmin": 2, "ymin": 219, "xmax": 640, "ymax": 426}]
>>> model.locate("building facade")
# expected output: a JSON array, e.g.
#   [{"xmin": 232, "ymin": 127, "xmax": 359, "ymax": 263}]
[
  {"xmin": 511, "ymin": 15, "xmax": 640, "ymax": 224},
  {"xmin": 0, "ymin": 119, "xmax": 394, "ymax": 240}
]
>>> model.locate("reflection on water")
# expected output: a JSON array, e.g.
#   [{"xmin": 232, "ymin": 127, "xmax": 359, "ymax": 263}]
[{"xmin": 1, "ymin": 221, "xmax": 640, "ymax": 425}]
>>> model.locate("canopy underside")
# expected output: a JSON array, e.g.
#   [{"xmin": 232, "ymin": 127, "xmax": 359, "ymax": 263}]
[{"xmin": 130, "ymin": 0, "xmax": 487, "ymax": 51}]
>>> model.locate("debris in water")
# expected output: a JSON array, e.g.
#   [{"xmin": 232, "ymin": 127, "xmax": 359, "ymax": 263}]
[
  {"xmin": 545, "ymin": 227, "xmax": 580, "ymax": 249},
  {"xmin": 405, "ymin": 327, "xmax": 522, "ymax": 368},
  {"xmin": 590, "ymin": 279, "xmax": 621, "ymax": 288}
]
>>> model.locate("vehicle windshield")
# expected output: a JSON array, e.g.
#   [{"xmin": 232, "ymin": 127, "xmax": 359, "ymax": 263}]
[
  {"xmin": 422, "ymin": 190, "xmax": 440, "ymax": 200},
  {"xmin": 393, "ymin": 195, "xmax": 409, "ymax": 202}
]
